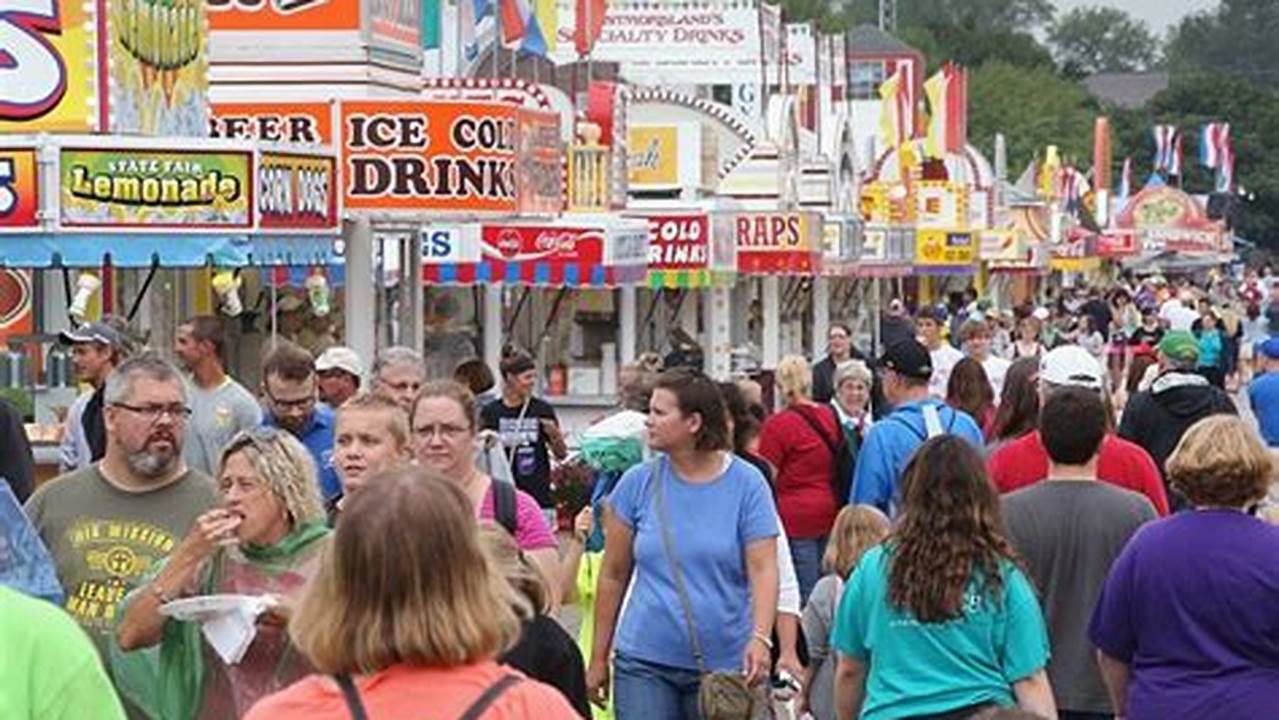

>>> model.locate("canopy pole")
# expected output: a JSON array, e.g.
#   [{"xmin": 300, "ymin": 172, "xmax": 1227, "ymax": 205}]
[
  {"xmin": 483, "ymin": 284, "xmax": 503, "ymax": 374},
  {"xmin": 618, "ymin": 286, "xmax": 637, "ymax": 366},
  {"xmin": 812, "ymin": 276, "xmax": 830, "ymax": 360},
  {"xmin": 126, "ymin": 260, "xmax": 160, "ymax": 322},
  {"xmin": 344, "ymin": 216, "xmax": 376, "ymax": 363}
]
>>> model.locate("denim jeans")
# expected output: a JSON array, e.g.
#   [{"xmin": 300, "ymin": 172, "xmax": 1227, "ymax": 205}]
[
  {"xmin": 613, "ymin": 652, "xmax": 702, "ymax": 720},
  {"xmin": 790, "ymin": 536, "xmax": 829, "ymax": 605}
]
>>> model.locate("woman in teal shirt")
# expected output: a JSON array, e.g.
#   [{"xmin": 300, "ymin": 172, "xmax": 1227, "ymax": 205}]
[
  {"xmin": 831, "ymin": 436, "xmax": 1056, "ymax": 720},
  {"xmin": 1197, "ymin": 310, "xmax": 1226, "ymax": 388}
]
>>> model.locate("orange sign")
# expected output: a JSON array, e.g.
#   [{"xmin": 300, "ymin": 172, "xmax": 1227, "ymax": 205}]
[
  {"xmin": 207, "ymin": 0, "xmax": 360, "ymax": 31},
  {"xmin": 339, "ymin": 100, "xmax": 519, "ymax": 213},
  {"xmin": 210, "ymin": 101, "xmax": 335, "ymax": 145},
  {"xmin": 0, "ymin": 0, "xmax": 100, "ymax": 132},
  {"xmin": 0, "ymin": 150, "xmax": 40, "ymax": 229}
]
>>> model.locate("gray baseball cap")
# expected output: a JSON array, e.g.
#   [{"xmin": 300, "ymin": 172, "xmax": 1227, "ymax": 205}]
[{"xmin": 59, "ymin": 321, "xmax": 124, "ymax": 347}]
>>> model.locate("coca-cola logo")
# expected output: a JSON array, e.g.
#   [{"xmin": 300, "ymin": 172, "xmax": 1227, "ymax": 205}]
[{"xmin": 497, "ymin": 229, "xmax": 523, "ymax": 257}]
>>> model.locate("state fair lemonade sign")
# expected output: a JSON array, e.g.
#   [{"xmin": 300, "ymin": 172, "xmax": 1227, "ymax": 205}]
[
  {"xmin": 60, "ymin": 149, "xmax": 252, "ymax": 228},
  {"xmin": 65, "ymin": 519, "xmax": 177, "ymax": 630},
  {"xmin": 340, "ymin": 101, "xmax": 520, "ymax": 213}
]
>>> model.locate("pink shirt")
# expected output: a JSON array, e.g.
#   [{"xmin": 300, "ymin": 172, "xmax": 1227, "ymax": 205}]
[{"xmin": 477, "ymin": 482, "xmax": 558, "ymax": 551}]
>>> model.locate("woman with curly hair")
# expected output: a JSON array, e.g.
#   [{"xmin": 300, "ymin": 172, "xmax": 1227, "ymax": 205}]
[
  {"xmin": 830, "ymin": 436, "xmax": 1056, "ymax": 720},
  {"xmin": 986, "ymin": 358, "xmax": 1040, "ymax": 447},
  {"xmin": 946, "ymin": 358, "xmax": 996, "ymax": 436}
]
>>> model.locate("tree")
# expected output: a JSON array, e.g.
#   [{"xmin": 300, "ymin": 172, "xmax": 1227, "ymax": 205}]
[
  {"xmin": 837, "ymin": 0, "xmax": 1054, "ymax": 35},
  {"xmin": 1049, "ymin": 7, "xmax": 1158, "ymax": 76},
  {"xmin": 966, "ymin": 61, "xmax": 1097, "ymax": 177},
  {"xmin": 1165, "ymin": 0, "xmax": 1279, "ymax": 89}
]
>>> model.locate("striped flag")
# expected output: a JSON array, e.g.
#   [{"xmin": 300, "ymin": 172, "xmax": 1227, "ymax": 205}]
[
  {"xmin": 1200, "ymin": 123, "xmax": 1230, "ymax": 168},
  {"xmin": 1217, "ymin": 142, "xmax": 1235, "ymax": 192},
  {"xmin": 1152, "ymin": 125, "xmax": 1181, "ymax": 175},
  {"xmin": 574, "ymin": 0, "xmax": 606, "ymax": 54},
  {"xmin": 1116, "ymin": 156, "xmax": 1132, "ymax": 201}
]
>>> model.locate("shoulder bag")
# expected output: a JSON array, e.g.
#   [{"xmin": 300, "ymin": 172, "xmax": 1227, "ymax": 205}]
[{"xmin": 651, "ymin": 458, "xmax": 756, "ymax": 719}]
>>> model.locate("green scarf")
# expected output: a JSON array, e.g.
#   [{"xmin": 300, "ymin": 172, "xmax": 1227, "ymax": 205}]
[{"xmin": 112, "ymin": 522, "xmax": 331, "ymax": 720}]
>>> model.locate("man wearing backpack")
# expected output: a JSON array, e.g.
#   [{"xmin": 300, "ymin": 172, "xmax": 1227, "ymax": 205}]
[{"xmin": 851, "ymin": 339, "xmax": 985, "ymax": 516}]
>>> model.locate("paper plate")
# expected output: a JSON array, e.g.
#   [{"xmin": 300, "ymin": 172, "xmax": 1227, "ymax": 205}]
[{"xmin": 159, "ymin": 594, "xmax": 275, "ymax": 622}]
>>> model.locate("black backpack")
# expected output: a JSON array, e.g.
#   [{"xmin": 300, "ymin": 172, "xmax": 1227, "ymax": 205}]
[{"xmin": 793, "ymin": 405, "xmax": 856, "ymax": 506}]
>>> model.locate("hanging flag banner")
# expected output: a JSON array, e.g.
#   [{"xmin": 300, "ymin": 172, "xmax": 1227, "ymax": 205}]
[
  {"xmin": 516, "ymin": 109, "xmax": 564, "ymax": 214},
  {"xmin": 58, "ymin": 148, "xmax": 253, "ymax": 228},
  {"xmin": 108, "ymin": 0, "xmax": 210, "ymax": 136},
  {"xmin": 784, "ymin": 23, "xmax": 816, "ymax": 85},
  {"xmin": 0, "ymin": 150, "xmax": 41, "ymax": 229},
  {"xmin": 339, "ymin": 100, "xmax": 520, "ymax": 213},
  {"xmin": 210, "ymin": 102, "xmax": 335, "ymax": 145},
  {"xmin": 0, "ymin": 0, "xmax": 100, "ymax": 133},
  {"xmin": 208, "ymin": 0, "xmax": 360, "ymax": 30},
  {"xmin": 258, "ymin": 153, "xmax": 338, "ymax": 230}
]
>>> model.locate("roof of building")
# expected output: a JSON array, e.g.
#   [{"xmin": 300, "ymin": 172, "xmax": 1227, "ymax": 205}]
[
  {"xmin": 1082, "ymin": 72, "xmax": 1170, "ymax": 110},
  {"xmin": 845, "ymin": 24, "xmax": 919, "ymax": 57}
]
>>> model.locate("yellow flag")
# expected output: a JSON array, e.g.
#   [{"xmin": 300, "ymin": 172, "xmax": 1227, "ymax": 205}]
[
  {"xmin": 535, "ymin": 0, "xmax": 557, "ymax": 52},
  {"xmin": 923, "ymin": 70, "xmax": 948, "ymax": 159},
  {"xmin": 878, "ymin": 70, "xmax": 902, "ymax": 151}
]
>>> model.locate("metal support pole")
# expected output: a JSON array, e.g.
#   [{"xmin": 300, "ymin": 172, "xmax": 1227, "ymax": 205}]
[
  {"xmin": 483, "ymin": 284, "xmax": 503, "ymax": 374},
  {"xmin": 404, "ymin": 233, "xmax": 425, "ymax": 354},
  {"xmin": 344, "ymin": 216, "xmax": 376, "ymax": 364},
  {"xmin": 812, "ymin": 276, "xmax": 830, "ymax": 360},
  {"xmin": 619, "ymin": 286, "xmax": 637, "ymax": 365},
  {"xmin": 762, "ymin": 275, "xmax": 781, "ymax": 369},
  {"xmin": 704, "ymin": 286, "xmax": 732, "ymax": 380}
]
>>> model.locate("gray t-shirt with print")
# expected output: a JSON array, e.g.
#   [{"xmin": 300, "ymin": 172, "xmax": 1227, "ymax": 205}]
[{"xmin": 183, "ymin": 378, "xmax": 263, "ymax": 477}]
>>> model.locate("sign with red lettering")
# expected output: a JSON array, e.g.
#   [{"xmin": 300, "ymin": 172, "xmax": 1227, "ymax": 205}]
[
  {"xmin": 0, "ymin": 150, "xmax": 40, "ymax": 229},
  {"xmin": 645, "ymin": 214, "xmax": 709, "ymax": 271},
  {"xmin": 210, "ymin": 102, "xmax": 335, "ymax": 145},
  {"xmin": 258, "ymin": 153, "xmax": 338, "ymax": 230},
  {"xmin": 339, "ymin": 100, "xmax": 520, "ymax": 213},
  {"xmin": 723, "ymin": 211, "xmax": 821, "ymax": 274}
]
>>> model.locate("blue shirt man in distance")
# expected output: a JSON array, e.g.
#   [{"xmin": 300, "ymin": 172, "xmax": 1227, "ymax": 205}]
[
  {"xmin": 260, "ymin": 341, "xmax": 340, "ymax": 499},
  {"xmin": 1248, "ymin": 336, "xmax": 1279, "ymax": 447}
]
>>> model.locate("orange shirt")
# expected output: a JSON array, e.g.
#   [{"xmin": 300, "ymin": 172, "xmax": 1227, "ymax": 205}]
[{"xmin": 243, "ymin": 661, "xmax": 580, "ymax": 720}]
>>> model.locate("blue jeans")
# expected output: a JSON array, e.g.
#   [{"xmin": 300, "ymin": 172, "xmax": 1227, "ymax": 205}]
[
  {"xmin": 790, "ymin": 536, "xmax": 828, "ymax": 605},
  {"xmin": 613, "ymin": 652, "xmax": 702, "ymax": 720}
]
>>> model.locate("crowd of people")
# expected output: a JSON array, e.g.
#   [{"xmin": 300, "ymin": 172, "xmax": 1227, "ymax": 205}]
[{"xmin": 2, "ymin": 268, "xmax": 1279, "ymax": 720}]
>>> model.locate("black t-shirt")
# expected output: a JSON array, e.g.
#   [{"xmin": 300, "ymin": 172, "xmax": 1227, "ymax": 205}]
[
  {"xmin": 480, "ymin": 396, "xmax": 559, "ymax": 508},
  {"xmin": 1128, "ymin": 326, "xmax": 1164, "ymax": 348},
  {"xmin": 501, "ymin": 614, "xmax": 590, "ymax": 717},
  {"xmin": 82, "ymin": 385, "xmax": 107, "ymax": 463},
  {"xmin": 1082, "ymin": 299, "xmax": 1114, "ymax": 341}
]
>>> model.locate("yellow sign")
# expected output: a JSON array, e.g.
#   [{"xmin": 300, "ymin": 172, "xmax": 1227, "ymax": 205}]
[
  {"xmin": 916, "ymin": 229, "xmax": 976, "ymax": 266},
  {"xmin": 628, "ymin": 126, "xmax": 679, "ymax": 188},
  {"xmin": 108, "ymin": 0, "xmax": 209, "ymax": 135}
]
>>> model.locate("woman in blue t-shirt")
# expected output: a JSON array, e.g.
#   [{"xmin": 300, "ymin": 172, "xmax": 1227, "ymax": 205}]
[
  {"xmin": 586, "ymin": 368, "xmax": 780, "ymax": 720},
  {"xmin": 830, "ymin": 436, "xmax": 1056, "ymax": 720}
]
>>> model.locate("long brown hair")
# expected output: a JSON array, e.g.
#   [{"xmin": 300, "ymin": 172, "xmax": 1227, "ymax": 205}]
[
  {"xmin": 989, "ymin": 357, "xmax": 1040, "ymax": 442},
  {"xmin": 946, "ymin": 358, "xmax": 994, "ymax": 423},
  {"xmin": 887, "ymin": 436, "xmax": 1021, "ymax": 622}
]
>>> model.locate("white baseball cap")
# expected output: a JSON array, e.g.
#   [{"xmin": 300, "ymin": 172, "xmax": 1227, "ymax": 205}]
[
  {"xmin": 1039, "ymin": 345, "xmax": 1104, "ymax": 391},
  {"xmin": 315, "ymin": 346, "xmax": 364, "ymax": 380}
]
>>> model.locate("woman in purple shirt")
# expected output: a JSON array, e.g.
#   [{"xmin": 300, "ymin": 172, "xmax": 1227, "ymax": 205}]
[{"xmin": 1090, "ymin": 415, "xmax": 1279, "ymax": 720}]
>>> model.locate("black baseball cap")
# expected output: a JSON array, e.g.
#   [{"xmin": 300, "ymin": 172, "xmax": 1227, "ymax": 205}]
[{"xmin": 878, "ymin": 338, "xmax": 933, "ymax": 380}]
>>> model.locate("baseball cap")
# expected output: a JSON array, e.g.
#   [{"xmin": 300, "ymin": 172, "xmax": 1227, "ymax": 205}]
[
  {"xmin": 878, "ymin": 339, "xmax": 933, "ymax": 380},
  {"xmin": 916, "ymin": 305, "xmax": 948, "ymax": 323},
  {"xmin": 1039, "ymin": 345, "xmax": 1104, "ymax": 391},
  {"xmin": 1260, "ymin": 337, "xmax": 1279, "ymax": 360},
  {"xmin": 1158, "ymin": 330, "xmax": 1200, "ymax": 363},
  {"xmin": 59, "ymin": 321, "xmax": 123, "ymax": 347},
  {"xmin": 315, "ymin": 346, "xmax": 364, "ymax": 379}
]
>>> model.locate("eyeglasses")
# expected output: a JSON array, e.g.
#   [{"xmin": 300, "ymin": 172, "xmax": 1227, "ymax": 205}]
[
  {"xmin": 264, "ymin": 387, "xmax": 316, "ymax": 411},
  {"xmin": 412, "ymin": 422, "xmax": 471, "ymax": 440},
  {"xmin": 112, "ymin": 403, "xmax": 192, "ymax": 424}
]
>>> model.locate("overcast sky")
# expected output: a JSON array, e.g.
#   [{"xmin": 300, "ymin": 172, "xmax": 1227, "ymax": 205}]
[{"xmin": 1051, "ymin": 0, "xmax": 1218, "ymax": 34}]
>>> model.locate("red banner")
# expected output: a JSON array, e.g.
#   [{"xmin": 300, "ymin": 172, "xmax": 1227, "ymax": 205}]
[
  {"xmin": 481, "ymin": 224, "xmax": 604, "ymax": 264},
  {"xmin": 646, "ymin": 214, "xmax": 710, "ymax": 271},
  {"xmin": 258, "ymin": 153, "xmax": 338, "ymax": 230}
]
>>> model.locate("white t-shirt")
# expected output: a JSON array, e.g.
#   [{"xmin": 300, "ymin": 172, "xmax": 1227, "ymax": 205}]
[
  {"xmin": 928, "ymin": 343, "xmax": 965, "ymax": 399},
  {"xmin": 1160, "ymin": 299, "xmax": 1199, "ymax": 331},
  {"xmin": 982, "ymin": 355, "xmax": 1012, "ymax": 398}
]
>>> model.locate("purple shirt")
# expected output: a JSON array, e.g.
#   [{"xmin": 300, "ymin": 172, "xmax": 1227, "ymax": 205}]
[
  {"xmin": 1089, "ymin": 510, "xmax": 1279, "ymax": 719},
  {"xmin": 478, "ymin": 482, "xmax": 558, "ymax": 552}
]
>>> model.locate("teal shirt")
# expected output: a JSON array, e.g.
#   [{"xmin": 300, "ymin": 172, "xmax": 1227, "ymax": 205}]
[
  {"xmin": 1198, "ymin": 329, "xmax": 1223, "ymax": 369},
  {"xmin": 831, "ymin": 545, "xmax": 1050, "ymax": 720}
]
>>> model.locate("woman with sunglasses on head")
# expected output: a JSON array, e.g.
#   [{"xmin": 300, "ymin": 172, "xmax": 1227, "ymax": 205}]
[
  {"xmin": 587, "ymin": 367, "xmax": 779, "ymax": 719},
  {"xmin": 410, "ymin": 380, "xmax": 561, "ymax": 601},
  {"xmin": 114, "ymin": 428, "xmax": 331, "ymax": 720}
]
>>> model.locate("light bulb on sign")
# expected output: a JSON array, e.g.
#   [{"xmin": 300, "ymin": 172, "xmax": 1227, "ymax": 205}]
[
  {"xmin": 211, "ymin": 271, "xmax": 244, "ymax": 317},
  {"xmin": 69, "ymin": 274, "xmax": 102, "ymax": 322},
  {"xmin": 305, "ymin": 272, "xmax": 330, "ymax": 317}
]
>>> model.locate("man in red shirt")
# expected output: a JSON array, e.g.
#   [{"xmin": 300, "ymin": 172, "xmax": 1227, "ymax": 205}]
[{"xmin": 988, "ymin": 345, "xmax": 1170, "ymax": 515}]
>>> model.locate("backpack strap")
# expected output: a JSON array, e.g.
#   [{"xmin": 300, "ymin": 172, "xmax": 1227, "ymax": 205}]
[
  {"xmin": 333, "ymin": 674, "xmax": 369, "ymax": 720},
  {"xmin": 493, "ymin": 480, "xmax": 518, "ymax": 536},
  {"xmin": 458, "ymin": 674, "xmax": 523, "ymax": 720}
]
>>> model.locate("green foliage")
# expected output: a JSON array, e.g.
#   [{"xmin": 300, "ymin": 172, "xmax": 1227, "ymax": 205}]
[
  {"xmin": 778, "ymin": 0, "xmax": 849, "ymax": 31},
  {"xmin": 1049, "ymin": 6, "xmax": 1159, "ymax": 76},
  {"xmin": 966, "ymin": 61, "xmax": 1097, "ymax": 177},
  {"xmin": 1165, "ymin": 0, "xmax": 1279, "ymax": 89}
]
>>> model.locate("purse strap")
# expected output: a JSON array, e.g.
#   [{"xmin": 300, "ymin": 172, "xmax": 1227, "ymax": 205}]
[
  {"xmin": 334, "ymin": 674, "xmax": 368, "ymax": 720},
  {"xmin": 652, "ymin": 456, "xmax": 708, "ymax": 675}
]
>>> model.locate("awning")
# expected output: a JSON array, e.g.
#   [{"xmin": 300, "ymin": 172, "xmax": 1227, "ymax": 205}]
[
  {"xmin": 0, "ymin": 233, "xmax": 339, "ymax": 268},
  {"xmin": 423, "ymin": 216, "xmax": 650, "ymax": 288}
]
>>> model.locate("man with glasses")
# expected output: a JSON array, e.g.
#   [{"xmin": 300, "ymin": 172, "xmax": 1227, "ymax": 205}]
[
  {"xmin": 372, "ymin": 346, "xmax": 426, "ymax": 412},
  {"xmin": 260, "ymin": 341, "xmax": 340, "ymax": 501},
  {"xmin": 24, "ymin": 354, "xmax": 219, "ymax": 659},
  {"xmin": 174, "ymin": 315, "xmax": 263, "ymax": 476}
]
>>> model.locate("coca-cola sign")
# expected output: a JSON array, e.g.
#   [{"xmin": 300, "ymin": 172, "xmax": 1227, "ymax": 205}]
[{"xmin": 480, "ymin": 224, "xmax": 604, "ymax": 264}]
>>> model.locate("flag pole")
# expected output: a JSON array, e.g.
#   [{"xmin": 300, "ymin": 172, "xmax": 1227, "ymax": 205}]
[{"xmin": 493, "ymin": 4, "xmax": 501, "ymax": 81}]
